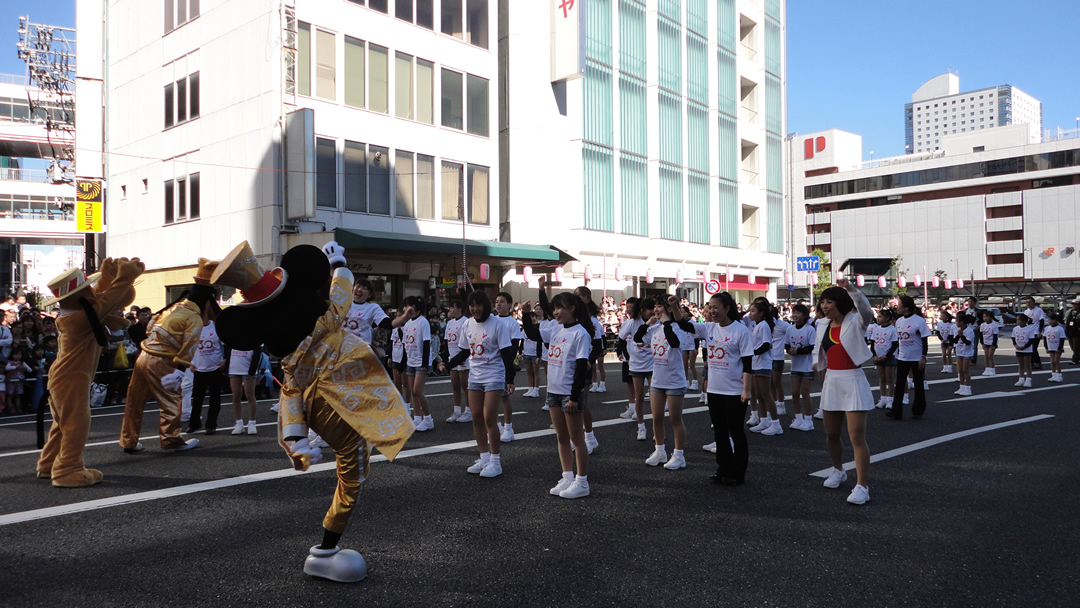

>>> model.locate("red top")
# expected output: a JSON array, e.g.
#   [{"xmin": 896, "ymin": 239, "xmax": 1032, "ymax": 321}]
[{"xmin": 824, "ymin": 325, "xmax": 857, "ymax": 370}]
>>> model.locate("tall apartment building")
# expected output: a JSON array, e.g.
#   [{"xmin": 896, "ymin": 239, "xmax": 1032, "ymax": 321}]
[
  {"xmin": 502, "ymin": 0, "xmax": 787, "ymax": 305},
  {"xmin": 905, "ymin": 73, "xmax": 1041, "ymax": 155}
]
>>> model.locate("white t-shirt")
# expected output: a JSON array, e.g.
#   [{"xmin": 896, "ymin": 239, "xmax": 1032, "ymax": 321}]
[
  {"xmin": 1013, "ymin": 324, "xmax": 1038, "ymax": 353},
  {"xmin": 444, "ymin": 316, "xmax": 470, "ymax": 370},
  {"xmin": 1044, "ymin": 325, "xmax": 1066, "ymax": 352},
  {"xmin": 545, "ymin": 323, "xmax": 592, "ymax": 395},
  {"xmin": 785, "ymin": 323, "xmax": 817, "ymax": 373},
  {"xmin": 937, "ymin": 321, "xmax": 956, "ymax": 344},
  {"xmin": 645, "ymin": 322, "xmax": 690, "ymax": 389},
  {"xmin": 343, "ymin": 301, "xmax": 388, "ymax": 344},
  {"xmin": 895, "ymin": 314, "xmax": 931, "ymax": 362},
  {"xmin": 403, "ymin": 316, "xmax": 431, "ymax": 368},
  {"xmin": 458, "ymin": 316, "xmax": 512, "ymax": 385},
  {"xmin": 590, "ymin": 315, "xmax": 604, "ymax": 341},
  {"xmin": 618, "ymin": 317, "xmax": 654, "ymax": 373},
  {"xmin": 693, "ymin": 321, "xmax": 754, "ymax": 395},
  {"xmin": 391, "ymin": 328, "xmax": 404, "ymax": 363},
  {"xmin": 868, "ymin": 325, "xmax": 898, "ymax": 358},
  {"xmin": 955, "ymin": 326, "xmax": 976, "ymax": 358},
  {"xmin": 191, "ymin": 320, "xmax": 224, "ymax": 372},
  {"xmin": 750, "ymin": 321, "xmax": 773, "ymax": 371},
  {"xmin": 770, "ymin": 318, "xmax": 791, "ymax": 360},
  {"xmin": 980, "ymin": 321, "xmax": 999, "ymax": 346},
  {"xmin": 228, "ymin": 349, "xmax": 254, "ymax": 376},
  {"xmin": 1024, "ymin": 306, "xmax": 1045, "ymax": 329},
  {"xmin": 498, "ymin": 315, "xmax": 524, "ymax": 341},
  {"xmin": 539, "ymin": 319, "xmax": 559, "ymax": 362}
]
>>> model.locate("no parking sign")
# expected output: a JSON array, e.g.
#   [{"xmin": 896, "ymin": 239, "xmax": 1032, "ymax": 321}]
[{"xmin": 705, "ymin": 279, "xmax": 722, "ymax": 295}]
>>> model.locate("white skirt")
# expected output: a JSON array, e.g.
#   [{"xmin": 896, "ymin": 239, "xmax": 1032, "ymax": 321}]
[{"xmin": 819, "ymin": 368, "xmax": 875, "ymax": 412}]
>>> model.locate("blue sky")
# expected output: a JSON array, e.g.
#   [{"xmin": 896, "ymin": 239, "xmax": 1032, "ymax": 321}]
[{"xmin": 0, "ymin": 0, "xmax": 1075, "ymax": 161}]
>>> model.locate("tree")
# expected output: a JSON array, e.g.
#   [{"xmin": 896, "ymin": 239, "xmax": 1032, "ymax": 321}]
[
  {"xmin": 889, "ymin": 256, "xmax": 909, "ymax": 298},
  {"xmin": 928, "ymin": 269, "xmax": 948, "ymax": 307},
  {"xmin": 810, "ymin": 248, "xmax": 833, "ymax": 300}
]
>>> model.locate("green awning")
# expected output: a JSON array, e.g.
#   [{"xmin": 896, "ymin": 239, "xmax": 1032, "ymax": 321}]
[{"xmin": 334, "ymin": 228, "xmax": 575, "ymax": 264}]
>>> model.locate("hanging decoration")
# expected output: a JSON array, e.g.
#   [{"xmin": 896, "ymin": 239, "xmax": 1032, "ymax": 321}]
[
  {"xmin": 554, "ymin": 266, "xmax": 564, "ymax": 283},
  {"xmin": 913, "ymin": 274, "xmax": 922, "ymax": 287},
  {"xmin": 522, "ymin": 266, "xmax": 533, "ymax": 283},
  {"xmin": 479, "ymin": 263, "xmax": 490, "ymax": 281},
  {"xmin": 856, "ymin": 275, "xmax": 865, "ymax": 287},
  {"xmin": 645, "ymin": 269, "xmax": 654, "ymax": 284},
  {"xmin": 931, "ymin": 275, "xmax": 940, "ymax": 288},
  {"xmin": 878, "ymin": 276, "xmax": 888, "ymax": 289}
]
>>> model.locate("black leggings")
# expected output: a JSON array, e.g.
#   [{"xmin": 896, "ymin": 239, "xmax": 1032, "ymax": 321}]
[
  {"xmin": 893, "ymin": 359, "xmax": 926, "ymax": 417},
  {"xmin": 707, "ymin": 393, "xmax": 749, "ymax": 482}
]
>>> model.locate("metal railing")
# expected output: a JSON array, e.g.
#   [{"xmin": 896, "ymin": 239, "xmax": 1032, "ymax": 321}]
[{"xmin": 0, "ymin": 167, "xmax": 49, "ymax": 182}]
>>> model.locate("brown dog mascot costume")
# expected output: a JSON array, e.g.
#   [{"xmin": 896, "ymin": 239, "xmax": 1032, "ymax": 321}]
[
  {"xmin": 36, "ymin": 257, "xmax": 145, "ymax": 487},
  {"xmin": 211, "ymin": 240, "xmax": 413, "ymax": 583}
]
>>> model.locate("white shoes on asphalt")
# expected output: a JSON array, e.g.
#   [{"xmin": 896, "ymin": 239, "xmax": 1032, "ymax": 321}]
[
  {"xmin": 662, "ymin": 451, "xmax": 686, "ymax": 470},
  {"xmin": 589, "ymin": 382, "xmax": 607, "ymax": 393},
  {"xmin": 760, "ymin": 420, "xmax": 783, "ymax": 435},
  {"xmin": 645, "ymin": 448, "xmax": 666, "ymax": 466},
  {"xmin": 1048, "ymin": 373, "xmax": 1064, "ymax": 382},
  {"xmin": 702, "ymin": 441, "xmax": 717, "ymax": 453},
  {"xmin": 467, "ymin": 458, "xmax": 502, "ymax": 477},
  {"xmin": 231, "ymin": 420, "xmax": 256, "ymax": 435},
  {"xmin": 775, "ymin": 401, "xmax": 786, "ymax": 416},
  {"xmin": 303, "ymin": 545, "xmax": 367, "ymax": 583},
  {"xmin": 982, "ymin": 368, "xmax": 997, "ymax": 376},
  {"xmin": 415, "ymin": 416, "xmax": 434, "ymax": 432},
  {"xmin": 498, "ymin": 423, "xmax": 514, "ymax": 443},
  {"xmin": 746, "ymin": 412, "xmax": 761, "ymax": 427},
  {"xmin": 619, "ymin": 404, "xmax": 636, "ymax": 419},
  {"xmin": 636, "ymin": 425, "xmax": 647, "ymax": 441},
  {"xmin": 846, "ymin": 484, "xmax": 870, "ymax": 505},
  {"xmin": 822, "ymin": 468, "xmax": 848, "ymax": 489},
  {"xmin": 813, "ymin": 409, "xmax": 823, "ymax": 420},
  {"xmin": 1023, "ymin": 377, "xmax": 1032, "ymax": 388},
  {"xmin": 689, "ymin": 380, "xmax": 699, "ymax": 391},
  {"xmin": 163, "ymin": 438, "xmax": 200, "ymax": 453},
  {"xmin": 522, "ymin": 387, "xmax": 541, "ymax": 398},
  {"xmin": 954, "ymin": 385, "xmax": 972, "ymax": 396},
  {"xmin": 557, "ymin": 478, "xmax": 590, "ymax": 499}
]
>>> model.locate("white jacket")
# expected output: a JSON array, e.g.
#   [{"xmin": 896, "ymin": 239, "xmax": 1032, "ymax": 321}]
[{"xmin": 812, "ymin": 287, "xmax": 874, "ymax": 369}]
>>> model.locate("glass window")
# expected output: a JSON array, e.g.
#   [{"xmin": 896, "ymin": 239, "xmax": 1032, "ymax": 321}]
[
  {"xmin": 370, "ymin": 0, "xmax": 388, "ymax": 13},
  {"xmin": 467, "ymin": 164, "xmax": 488, "ymax": 224},
  {"xmin": 466, "ymin": 0, "xmax": 488, "ymax": 48},
  {"xmin": 177, "ymin": 0, "xmax": 186, "ymax": 25},
  {"xmin": 316, "ymin": 29, "xmax": 336, "ymax": 101},
  {"xmin": 466, "ymin": 74, "xmax": 488, "ymax": 137},
  {"xmin": 344, "ymin": 140, "xmax": 367, "ymax": 212},
  {"xmin": 395, "ymin": 52, "xmax": 414, "ymax": 119},
  {"xmin": 164, "ymin": 180, "xmax": 174, "ymax": 224},
  {"xmin": 177, "ymin": 178, "xmax": 187, "ymax": 220},
  {"xmin": 369, "ymin": 45, "xmax": 389, "ymax": 113},
  {"xmin": 164, "ymin": 0, "xmax": 174, "ymax": 32},
  {"xmin": 395, "ymin": 150, "xmax": 414, "ymax": 217},
  {"xmin": 416, "ymin": 154, "xmax": 435, "ymax": 219},
  {"xmin": 396, "ymin": 0, "xmax": 413, "ymax": 22},
  {"xmin": 176, "ymin": 78, "xmax": 187, "ymax": 123},
  {"xmin": 298, "ymin": 22, "xmax": 311, "ymax": 96},
  {"xmin": 441, "ymin": 161, "xmax": 462, "ymax": 219},
  {"xmin": 369, "ymin": 145, "xmax": 391, "ymax": 214},
  {"xmin": 344, "ymin": 36, "xmax": 365, "ymax": 108},
  {"xmin": 441, "ymin": 69, "xmax": 463, "ymax": 129},
  {"xmin": 417, "ymin": 0, "xmax": 434, "ymax": 29},
  {"xmin": 164, "ymin": 83, "xmax": 174, "ymax": 128},
  {"xmin": 316, "ymin": 137, "xmax": 337, "ymax": 208},
  {"xmin": 189, "ymin": 172, "xmax": 200, "ymax": 218},
  {"xmin": 190, "ymin": 0, "xmax": 199, "ymax": 19},
  {"xmin": 189, "ymin": 72, "xmax": 200, "ymax": 118},
  {"xmin": 441, "ymin": 0, "xmax": 463, "ymax": 38},
  {"xmin": 416, "ymin": 59, "xmax": 434, "ymax": 124}
]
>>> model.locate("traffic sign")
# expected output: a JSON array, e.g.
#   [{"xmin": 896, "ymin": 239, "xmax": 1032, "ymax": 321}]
[
  {"xmin": 796, "ymin": 256, "xmax": 820, "ymax": 272},
  {"xmin": 705, "ymin": 279, "xmax": 721, "ymax": 295}
]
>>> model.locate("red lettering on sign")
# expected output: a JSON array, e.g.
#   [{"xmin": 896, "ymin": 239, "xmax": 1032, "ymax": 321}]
[{"xmin": 559, "ymin": 0, "xmax": 575, "ymax": 18}]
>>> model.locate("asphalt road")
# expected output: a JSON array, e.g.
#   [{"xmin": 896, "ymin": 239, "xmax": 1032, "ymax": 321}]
[{"xmin": 1, "ymin": 348, "xmax": 1077, "ymax": 607}]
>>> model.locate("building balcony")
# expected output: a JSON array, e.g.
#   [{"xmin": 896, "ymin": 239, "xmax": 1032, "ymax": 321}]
[
  {"xmin": 740, "ymin": 168, "xmax": 759, "ymax": 186},
  {"xmin": 806, "ymin": 232, "xmax": 831, "ymax": 247},
  {"xmin": 739, "ymin": 43, "xmax": 758, "ymax": 63},
  {"xmin": 805, "ymin": 211, "xmax": 831, "ymax": 226},
  {"xmin": 986, "ymin": 239, "xmax": 1023, "ymax": 255},
  {"xmin": 0, "ymin": 167, "xmax": 49, "ymax": 183},
  {"xmin": 742, "ymin": 234, "xmax": 760, "ymax": 250},
  {"xmin": 739, "ymin": 105, "xmax": 759, "ymax": 125},
  {"xmin": 986, "ymin": 216, "xmax": 1023, "ymax": 232}
]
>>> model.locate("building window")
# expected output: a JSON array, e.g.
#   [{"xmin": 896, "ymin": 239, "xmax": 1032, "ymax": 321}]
[
  {"xmin": 164, "ymin": 83, "xmax": 174, "ymax": 128},
  {"xmin": 417, "ymin": 59, "xmax": 434, "ymax": 124},
  {"xmin": 345, "ymin": 36, "xmax": 365, "ymax": 108},
  {"xmin": 316, "ymin": 138, "xmax": 337, "ymax": 208},
  {"xmin": 416, "ymin": 154, "xmax": 435, "ymax": 219},
  {"xmin": 441, "ymin": 68, "xmax": 463, "ymax": 130},
  {"xmin": 189, "ymin": 172, "xmax": 200, "ymax": 218},
  {"xmin": 467, "ymin": 164, "xmax": 488, "ymax": 224},
  {"xmin": 442, "ymin": 161, "xmax": 463, "ymax": 219},
  {"xmin": 417, "ymin": 0, "xmax": 434, "ymax": 29},
  {"xmin": 164, "ymin": 73, "xmax": 201, "ymax": 130},
  {"xmin": 189, "ymin": 72, "xmax": 200, "ymax": 118},
  {"xmin": 395, "ymin": 52, "xmax": 414, "ymax": 119},
  {"xmin": 344, "ymin": 140, "xmax": 367, "ymax": 212},
  {"xmin": 176, "ymin": 78, "xmax": 187, "ymax": 122},
  {"xmin": 298, "ymin": 22, "xmax": 311, "ymax": 96},
  {"xmin": 164, "ymin": 179, "xmax": 174, "ymax": 224},
  {"xmin": 441, "ymin": 0, "xmax": 463, "ymax": 39},
  {"xmin": 164, "ymin": 0, "xmax": 199, "ymax": 33},
  {"xmin": 396, "ymin": 0, "xmax": 413, "ymax": 22},
  {"xmin": 369, "ymin": 44, "xmax": 389, "ymax": 113},
  {"xmin": 370, "ymin": 0, "xmax": 389, "ymax": 13},
  {"xmin": 316, "ymin": 29, "xmax": 336, "ymax": 101},
  {"xmin": 395, "ymin": 150, "xmax": 414, "ymax": 217},
  {"xmin": 164, "ymin": 172, "xmax": 200, "ymax": 224},
  {"xmin": 466, "ymin": 74, "xmax": 489, "ymax": 137},
  {"xmin": 466, "ymin": 0, "xmax": 488, "ymax": 49},
  {"xmin": 369, "ymin": 145, "xmax": 391, "ymax": 214}
]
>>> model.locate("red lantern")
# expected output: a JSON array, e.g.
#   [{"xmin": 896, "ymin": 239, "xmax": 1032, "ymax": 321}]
[
  {"xmin": 646, "ymin": 269, "xmax": 654, "ymax": 284},
  {"xmin": 899, "ymin": 276, "xmax": 907, "ymax": 288},
  {"xmin": 785, "ymin": 272, "xmax": 792, "ymax": 285},
  {"xmin": 878, "ymin": 276, "xmax": 887, "ymax": 289},
  {"xmin": 856, "ymin": 275, "xmax": 865, "ymax": 287},
  {"xmin": 726, "ymin": 268, "xmax": 734, "ymax": 282},
  {"xmin": 554, "ymin": 266, "xmax": 564, "ymax": 283},
  {"xmin": 931, "ymin": 275, "xmax": 940, "ymax": 288},
  {"xmin": 957, "ymin": 278, "xmax": 965, "ymax": 289},
  {"xmin": 748, "ymin": 271, "xmax": 757, "ymax": 284},
  {"xmin": 584, "ymin": 264, "xmax": 592, "ymax": 280},
  {"xmin": 614, "ymin": 265, "xmax": 622, "ymax": 281},
  {"xmin": 676, "ymin": 269, "xmax": 683, "ymax": 284},
  {"xmin": 522, "ymin": 266, "xmax": 533, "ymax": 283},
  {"xmin": 479, "ymin": 263, "xmax": 490, "ymax": 281},
  {"xmin": 944, "ymin": 278, "xmax": 953, "ymax": 290}
]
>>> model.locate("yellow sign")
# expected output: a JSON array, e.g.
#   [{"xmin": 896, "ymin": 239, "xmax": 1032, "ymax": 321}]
[
  {"xmin": 76, "ymin": 180, "xmax": 103, "ymax": 202},
  {"xmin": 76, "ymin": 200, "xmax": 103, "ymax": 232}
]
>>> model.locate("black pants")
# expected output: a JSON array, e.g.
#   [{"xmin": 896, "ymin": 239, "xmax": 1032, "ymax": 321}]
[
  {"xmin": 707, "ymin": 393, "xmax": 749, "ymax": 482},
  {"xmin": 893, "ymin": 359, "xmax": 926, "ymax": 417},
  {"xmin": 1031, "ymin": 337, "xmax": 1042, "ymax": 369},
  {"xmin": 1069, "ymin": 334, "xmax": 1080, "ymax": 364},
  {"xmin": 189, "ymin": 369, "xmax": 224, "ymax": 429}
]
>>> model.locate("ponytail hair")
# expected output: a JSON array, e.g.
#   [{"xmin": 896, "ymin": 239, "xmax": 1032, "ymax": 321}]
[
  {"xmin": 573, "ymin": 285, "xmax": 601, "ymax": 317},
  {"xmin": 750, "ymin": 301, "xmax": 775, "ymax": 332}
]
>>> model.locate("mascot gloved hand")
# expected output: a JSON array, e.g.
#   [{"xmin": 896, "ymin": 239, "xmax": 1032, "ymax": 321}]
[
  {"xmin": 210, "ymin": 240, "xmax": 413, "ymax": 583},
  {"xmin": 160, "ymin": 370, "xmax": 185, "ymax": 392}
]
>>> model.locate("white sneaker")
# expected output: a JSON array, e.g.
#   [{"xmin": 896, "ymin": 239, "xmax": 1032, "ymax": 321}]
[
  {"xmin": 823, "ymin": 468, "xmax": 848, "ymax": 489},
  {"xmin": 596, "ymin": 382, "xmax": 607, "ymax": 393},
  {"xmin": 247, "ymin": 421, "xmax": 258, "ymax": 435},
  {"xmin": 412, "ymin": 415, "xmax": 422, "ymax": 428},
  {"xmin": 790, "ymin": 418, "xmax": 805, "ymax": 431},
  {"xmin": 702, "ymin": 441, "xmax": 717, "ymax": 453},
  {"xmin": 559, "ymin": 479, "xmax": 590, "ymax": 499},
  {"xmin": 847, "ymin": 484, "xmax": 870, "ymax": 505},
  {"xmin": 417, "ymin": 418, "xmax": 434, "ymax": 432},
  {"xmin": 749, "ymin": 418, "xmax": 771, "ymax": 433},
  {"xmin": 776, "ymin": 401, "xmax": 786, "ymax": 416},
  {"xmin": 457, "ymin": 409, "xmax": 473, "ymax": 423},
  {"xmin": 479, "ymin": 461, "xmax": 502, "ymax": 478},
  {"xmin": 589, "ymin": 383, "xmax": 598, "ymax": 393},
  {"xmin": 585, "ymin": 435, "xmax": 599, "ymax": 454},
  {"xmin": 663, "ymin": 453, "xmax": 686, "ymax": 470},
  {"xmin": 309, "ymin": 433, "xmax": 330, "ymax": 450},
  {"xmin": 231, "ymin": 421, "xmax": 245, "ymax": 435},
  {"xmin": 875, "ymin": 397, "xmax": 886, "ymax": 409},
  {"xmin": 162, "ymin": 438, "xmax": 200, "ymax": 452},
  {"xmin": 813, "ymin": 409, "xmax": 823, "ymax": 420},
  {"xmin": 645, "ymin": 448, "xmax": 667, "ymax": 466},
  {"xmin": 923, "ymin": 382, "xmax": 930, "ymax": 390},
  {"xmin": 1023, "ymin": 377, "xmax": 1032, "ymax": 388},
  {"xmin": 500, "ymin": 426, "xmax": 515, "ymax": 442},
  {"xmin": 799, "ymin": 418, "xmax": 814, "ymax": 431},
  {"xmin": 549, "ymin": 476, "xmax": 574, "ymax": 496},
  {"xmin": 954, "ymin": 387, "xmax": 965, "ymax": 395},
  {"xmin": 1014, "ymin": 378, "xmax": 1025, "ymax": 387},
  {"xmin": 699, "ymin": 392, "xmax": 707, "ymax": 404},
  {"xmin": 689, "ymin": 380, "xmax": 699, "ymax": 391},
  {"xmin": 746, "ymin": 412, "xmax": 761, "ymax": 427},
  {"xmin": 467, "ymin": 458, "xmax": 487, "ymax": 474},
  {"xmin": 902, "ymin": 394, "xmax": 910, "ymax": 405},
  {"xmin": 446, "ymin": 411, "xmax": 460, "ymax": 423},
  {"xmin": 619, "ymin": 404, "xmax": 635, "ymax": 419},
  {"xmin": 907, "ymin": 379, "xmax": 914, "ymax": 389},
  {"xmin": 270, "ymin": 404, "xmax": 279, "ymax": 413},
  {"xmin": 962, "ymin": 386, "xmax": 972, "ymax": 396},
  {"xmin": 761, "ymin": 420, "xmax": 783, "ymax": 435},
  {"xmin": 541, "ymin": 403, "xmax": 550, "ymax": 411},
  {"xmin": 636, "ymin": 426, "xmax": 647, "ymax": 441},
  {"xmin": 988, "ymin": 368, "xmax": 997, "ymax": 376}
]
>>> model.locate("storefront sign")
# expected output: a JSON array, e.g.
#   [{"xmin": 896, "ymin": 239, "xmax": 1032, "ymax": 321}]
[
  {"xmin": 551, "ymin": 0, "xmax": 585, "ymax": 82},
  {"xmin": 75, "ymin": 179, "xmax": 104, "ymax": 233}
]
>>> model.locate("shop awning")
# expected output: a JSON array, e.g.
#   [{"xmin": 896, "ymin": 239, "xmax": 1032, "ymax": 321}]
[{"xmin": 334, "ymin": 228, "xmax": 575, "ymax": 265}]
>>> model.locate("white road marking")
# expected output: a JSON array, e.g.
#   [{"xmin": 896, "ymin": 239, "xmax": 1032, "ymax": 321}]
[{"xmin": 808, "ymin": 414, "xmax": 1056, "ymax": 478}]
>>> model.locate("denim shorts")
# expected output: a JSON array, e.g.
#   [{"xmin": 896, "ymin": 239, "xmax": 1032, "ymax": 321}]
[
  {"xmin": 469, "ymin": 381, "xmax": 506, "ymax": 393},
  {"xmin": 752, "ymin": 368, "xmax": 771, "ymax": 378},
  {"xmin": 876, "ymin": 356, "xmax": 897, "ymax": 367},
  {"xmin": 546, "ymin": 392, "xmax": 588, "ymax": 413},
  {"xmin": 651, "ymin": 386, "xmax": 687, "ymax": 396},
  {"xmin": 629, "ymin": 370, "xmax": 653, "ymax": 379},
  {"xmin": 771, "ymin": 360, "xmax": 785, "ymax": 372},
  {"xmin": 522, "ymin": 355, "xmax": 538, "ymax": 365},
  {"xmin": 792, "ymin": 370, "xmax": 816, "ymax": 379},
  {"xmin": 406, "ymin": 365, "xmax": 430, "ymax": 376}
]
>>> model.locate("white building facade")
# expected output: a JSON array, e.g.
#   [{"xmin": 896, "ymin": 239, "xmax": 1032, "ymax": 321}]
[{"xmin": 904, "ymin": 73, "xmax": 1042, "ymax": 155}]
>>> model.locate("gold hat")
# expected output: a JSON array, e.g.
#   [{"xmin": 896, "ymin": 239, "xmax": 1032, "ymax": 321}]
[
  {"xmin": 42, "ymin": 268, "xmax": 103, "ymax": 307},
  {"xmin": 209, "ymin": 241, "xmax": 287, "ymax": 307},
  {"xmin": 193, "ymin": 258, "xmax": 218, "ymax": 285}
]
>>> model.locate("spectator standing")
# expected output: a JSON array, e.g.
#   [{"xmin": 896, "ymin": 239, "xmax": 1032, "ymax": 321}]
[
  {"xmin": 1065, "ymin": 299, "xmax": 1080, "ymax": 365},
  {"xmin": 1023, "ymin": 297, "xmax": 1045, "ymax": 370}
]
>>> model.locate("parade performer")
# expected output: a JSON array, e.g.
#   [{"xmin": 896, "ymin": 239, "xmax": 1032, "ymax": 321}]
[
  {"xmin": 36, "ymin": 257, "xmax": 144, "ymax": 487},
  {"xmin": 119, "ymin": 265, "xmax": 216, "ymax": 454},
  {"xmin": 211, "ymin": 240, "xmax": 412, "ymax": 583}
]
